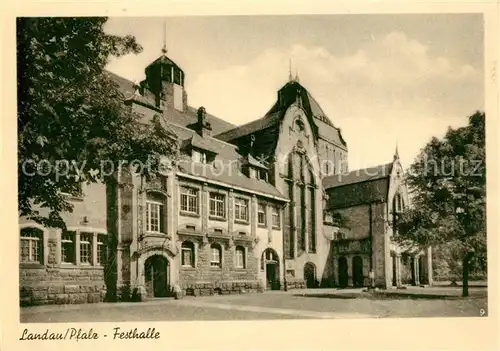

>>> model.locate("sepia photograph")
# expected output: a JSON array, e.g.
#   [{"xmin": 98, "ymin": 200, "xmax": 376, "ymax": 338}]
[{"xmin": 12, "ymin": 9, "xmax": 492, "ymax": 334}]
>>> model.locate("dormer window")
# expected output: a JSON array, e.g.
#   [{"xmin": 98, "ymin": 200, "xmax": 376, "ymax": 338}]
[
  {"xmin": 258, "ymin": 169, "xmax": 268, "ymax": 182},
  {"xmin": 249, "ymin": 168, "xmax": 257, "ymax": 179},
  {"xmin": 192, "ymin": 149, "xmax": 206, "ymax": 164}
]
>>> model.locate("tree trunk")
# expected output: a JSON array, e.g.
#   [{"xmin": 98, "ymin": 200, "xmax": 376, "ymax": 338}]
[{"xmin": 462, "ymin": 252, "xmax": 473, "ymax": 297}]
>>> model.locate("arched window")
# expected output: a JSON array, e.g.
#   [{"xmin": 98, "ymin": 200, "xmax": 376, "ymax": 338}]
[
  {"xmin": 210, "ymin": 243, "xmax": 222, "ymax": 268},
  {"xmin": 235, "ymin": 246, "xmax": 246, "ymax": 269},
  {"xmin": 20, "ymin": 227, "xmax": 43, "ymax": 264},
  {"xmin": 181, "ymin": 241, "xmax": 195, "ymax": 267}
]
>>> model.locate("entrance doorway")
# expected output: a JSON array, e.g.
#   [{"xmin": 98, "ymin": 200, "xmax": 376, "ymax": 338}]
[
  {"xmin": 262, "ymin": 248, "xmax": 280, "ymax": 290},
  {"xmin": 338, "ymin": 256, "xmax": 348, "ymax": 288},
  {"xmin": 352, "ymin": 256, "xmax": 364, "ymax": 287},
  {"xmin": 144, "ymin": 255, "xmax": 170, "ymax": 297},
  {"xmin": 304, "ymin": 262, "xmax": 317, "ymax": 288}
]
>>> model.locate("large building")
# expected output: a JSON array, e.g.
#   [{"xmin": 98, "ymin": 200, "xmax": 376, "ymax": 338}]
[{"xmin": 19, "ymin": 44, "xmax": 432, "ymax": 305}]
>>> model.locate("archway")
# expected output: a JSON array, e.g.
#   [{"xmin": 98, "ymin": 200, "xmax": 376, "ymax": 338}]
[
  {"xmin": 304, "ymin": 262, "xmax": 317, "ymax": 288},
  {"xmin": 262, "ymin": 248, "xmax": 280, "ymax": 290},
  {"xmin": 144, "ymin": 255, "xmax": 170, "ymax": 297},
  {"xmin": 338, "ymin": 256, "xmax": 348, "ymax": 288},
  {"xmin": 352, "ymin": 256, "xmax": 364, "ymax": 287}
]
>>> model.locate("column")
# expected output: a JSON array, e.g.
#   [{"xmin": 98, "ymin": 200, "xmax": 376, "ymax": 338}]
[
  {"xmin": 427, "ymin": 246, "xmax": 433, "ymax": 286},
  {"xmin": 304, "ymin": 187, "xmax": 309, "ymax": 253},
  {"xmin": 92, "ymin": 232, "xmax": 98, "ymax": 266},
  {"xmin": 201, "ymin": 183, "xmax": 208, "ymax": 234},
  {"xmin": 267, "ymin": 203, "xmax": 272, "ymax": 244},
  {"xmin": 347, "ymin": 256, "xmax": 353, "ymax": 287},
  {"xmin": 415, "ymin": 255, "xmax": 420, "ymax": 286},
  {"xmin": 396, "ymin": 254, "xmax": 402, "ymax": 286},
  {"xmin": 250, "ymin": 195, "xmax": 257, "ymax": 238},
  {"xmin": 75, "ymin": 231, "xmax": 81, "ymax": 265},
  {"xmin": 412, "ymin": 255, "xmax": 419, "ymax": 286},
  {"xmin": 56, "ymin": 229, "xmax": 62, "ymax": 265},
  {"xmin": 228, "ymin": 189, "xmax": 234, "ymax": 235}
]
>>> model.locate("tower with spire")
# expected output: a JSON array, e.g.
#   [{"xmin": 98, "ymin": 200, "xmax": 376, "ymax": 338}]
[{"xmin": 140, "ymin": 20, "xmax": 187, "ymax": 112}]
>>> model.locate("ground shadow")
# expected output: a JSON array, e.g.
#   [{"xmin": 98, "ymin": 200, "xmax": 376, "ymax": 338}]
[{"xmin": 294, "ymin": 291, "xmax": 487, "ymax": 301}]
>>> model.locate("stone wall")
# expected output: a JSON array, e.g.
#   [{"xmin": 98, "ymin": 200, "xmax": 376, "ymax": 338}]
[
  {"xmin": 181, "ymin": 280, "xmax": 264, "ymax": 296},
  {"xmin": 179, "ymin": 242, "xmax": 258, "ymax": 283},
  {"xmin": 285, "ymin": 278, "xmax": 306, "ymax": 290},
  {"xmin": 20, "ymin": 266, "xmax": 106, "ymax": 306}
]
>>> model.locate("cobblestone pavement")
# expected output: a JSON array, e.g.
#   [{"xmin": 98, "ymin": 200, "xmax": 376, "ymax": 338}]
[{"xmin": 20, "ymin": 286, "xmax": 488, "ymax": 323}]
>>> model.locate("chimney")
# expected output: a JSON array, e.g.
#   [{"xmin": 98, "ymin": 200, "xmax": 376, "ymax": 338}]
[{"xmin": 197, "ymin": 106, "xmax": 212, "ymax": 137}]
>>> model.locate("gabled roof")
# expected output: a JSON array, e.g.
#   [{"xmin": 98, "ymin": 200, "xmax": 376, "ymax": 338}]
[
  {"xmin": 323, "ymin": 163, "xmax": 393, "ymax": 189},
  {"xmin": 323, "ymin": 162, "xmax": 394, "ymax": 209},
  {"xmin": 105, "ymin": 70, "xmax": 236, "ymax": 135},
  {"xmin": 177, "ymin": 159, "xmax": 286, "ymax": 201},
  {"xmin": 214, "ymin": 110, "xmax": 283, "ymax": 142},
  {"xmin": 166, "ymin": 122, "xmax": 286, "ymax": 201},
  {"xmin": 180, "ymin": 134, "xmax": 220, "ymax": 155},
  {"xmin": 214, "ymin": 80, "xmax": 346, "ymax": 148}
]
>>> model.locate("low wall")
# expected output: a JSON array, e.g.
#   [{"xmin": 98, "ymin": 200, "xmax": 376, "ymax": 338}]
[{"xmin": 181, "ymin": 280, "xmax": 264, "ymax": 296}]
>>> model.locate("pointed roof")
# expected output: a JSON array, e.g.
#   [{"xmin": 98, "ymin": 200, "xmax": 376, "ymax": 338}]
[{"xmin": 214, "ymin": 80, "xmax": 346, "ymax": 148}]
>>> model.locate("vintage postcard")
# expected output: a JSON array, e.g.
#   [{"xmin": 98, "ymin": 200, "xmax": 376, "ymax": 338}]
[{"xmin": 1, "ymin": 1, "xmax": 498, "ymax": 350}]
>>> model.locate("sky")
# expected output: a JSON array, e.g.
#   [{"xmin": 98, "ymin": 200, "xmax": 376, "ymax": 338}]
[{"xmin": 104, "ymin": 15, "xmax": 484, "ymax": 171}]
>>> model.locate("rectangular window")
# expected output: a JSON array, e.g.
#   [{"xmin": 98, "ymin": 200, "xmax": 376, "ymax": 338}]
[
  {"xmin": 258, "ymin": 169, "xmax": 267, "ymax": 181},
  {"xmin": 209, "ymin": 193, "xmax": 226, "ymax": 218},
  {"xmin": 20, "ymin": 229, "xmax": 42, "ymax": 263},
  {"xmin": 272, "ymin": 206, "xmax": 281, "ymax": 229},
  {"xmin": 210, "ymin": 247, "xmax": 221, "ymax": 267},
  {"xmin": 235, "ymin": 248, "xmax": 245, "ymax": 268},
  {"xmin": 234, "ymin": 197, "xmax": 249, "ymax": 221},
  {"xmin": 97, "ymin": 234, "xmax": 107, "ymax": 266},
  {"xmin": 192, "ymin": 150, "xmax": 206, "ymax": 164},
  {"xmin": 180, "ymin": 186, "xmax": 199, "ymax": 214},
  {"xmin": 146, "ymin": 201, "xmax": 163, "ymax": 233},
  {"xmin": 181, "ymin": 247, "xmax": 193, "ymax": 267},
  {"xmin": 258, "ymin": 203, "xmax": 266, "ymax": 226},
  {"xmin": 79, "ymin": 232, "xmax": 93, "ymax": 264},
  {"xmin": 61, "ymin": 231, "xmax": 76, "ymax": 264}
]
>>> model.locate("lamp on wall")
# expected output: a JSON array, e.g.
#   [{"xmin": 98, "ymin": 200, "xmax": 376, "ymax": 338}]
[{"xmin": 82, "ymin": 216, "xmax": 89, "ymax": 225}]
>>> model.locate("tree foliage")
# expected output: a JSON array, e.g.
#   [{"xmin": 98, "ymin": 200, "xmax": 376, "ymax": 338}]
[
  {"xmin": 18, "ymin": 17, "xmax": 178, "ymax": 229},
  {"xmin": 394, "ymin": 111, "xmax": 486, "ymax": 295}
]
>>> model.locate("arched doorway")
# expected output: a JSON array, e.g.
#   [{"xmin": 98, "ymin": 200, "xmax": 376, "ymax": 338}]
[
  {"xmin": 352, "ymin": 256, "xmax": 364, "ymax": 287},
  {"xmin": 144, "ymin": 255, "xmax": 170, "ymax": 297},
  {"xmin": 338, "ymin": 256, "xmax": 348, "ymax": 288},
  {"xmin": 262, "ymin": 248, "xmax": 280, "ymax": 290},
  {"xmin": 304, "ymin": 262, "xmax": 317, "ymax": 288}
]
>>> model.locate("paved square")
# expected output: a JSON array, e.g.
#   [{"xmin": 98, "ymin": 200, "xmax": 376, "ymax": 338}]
[{"xmin": 20, "ymin": 287, "xmax": 488, "ymax": 323}]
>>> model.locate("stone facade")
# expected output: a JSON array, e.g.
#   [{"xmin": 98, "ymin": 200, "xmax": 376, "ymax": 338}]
[
  {"xmin": 19, "ymin": 183, "xmax": 108, "ymax": 306},
  {"xmin": 19, "ymin": 45, "xmax": 432, "ymax": 306}
]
